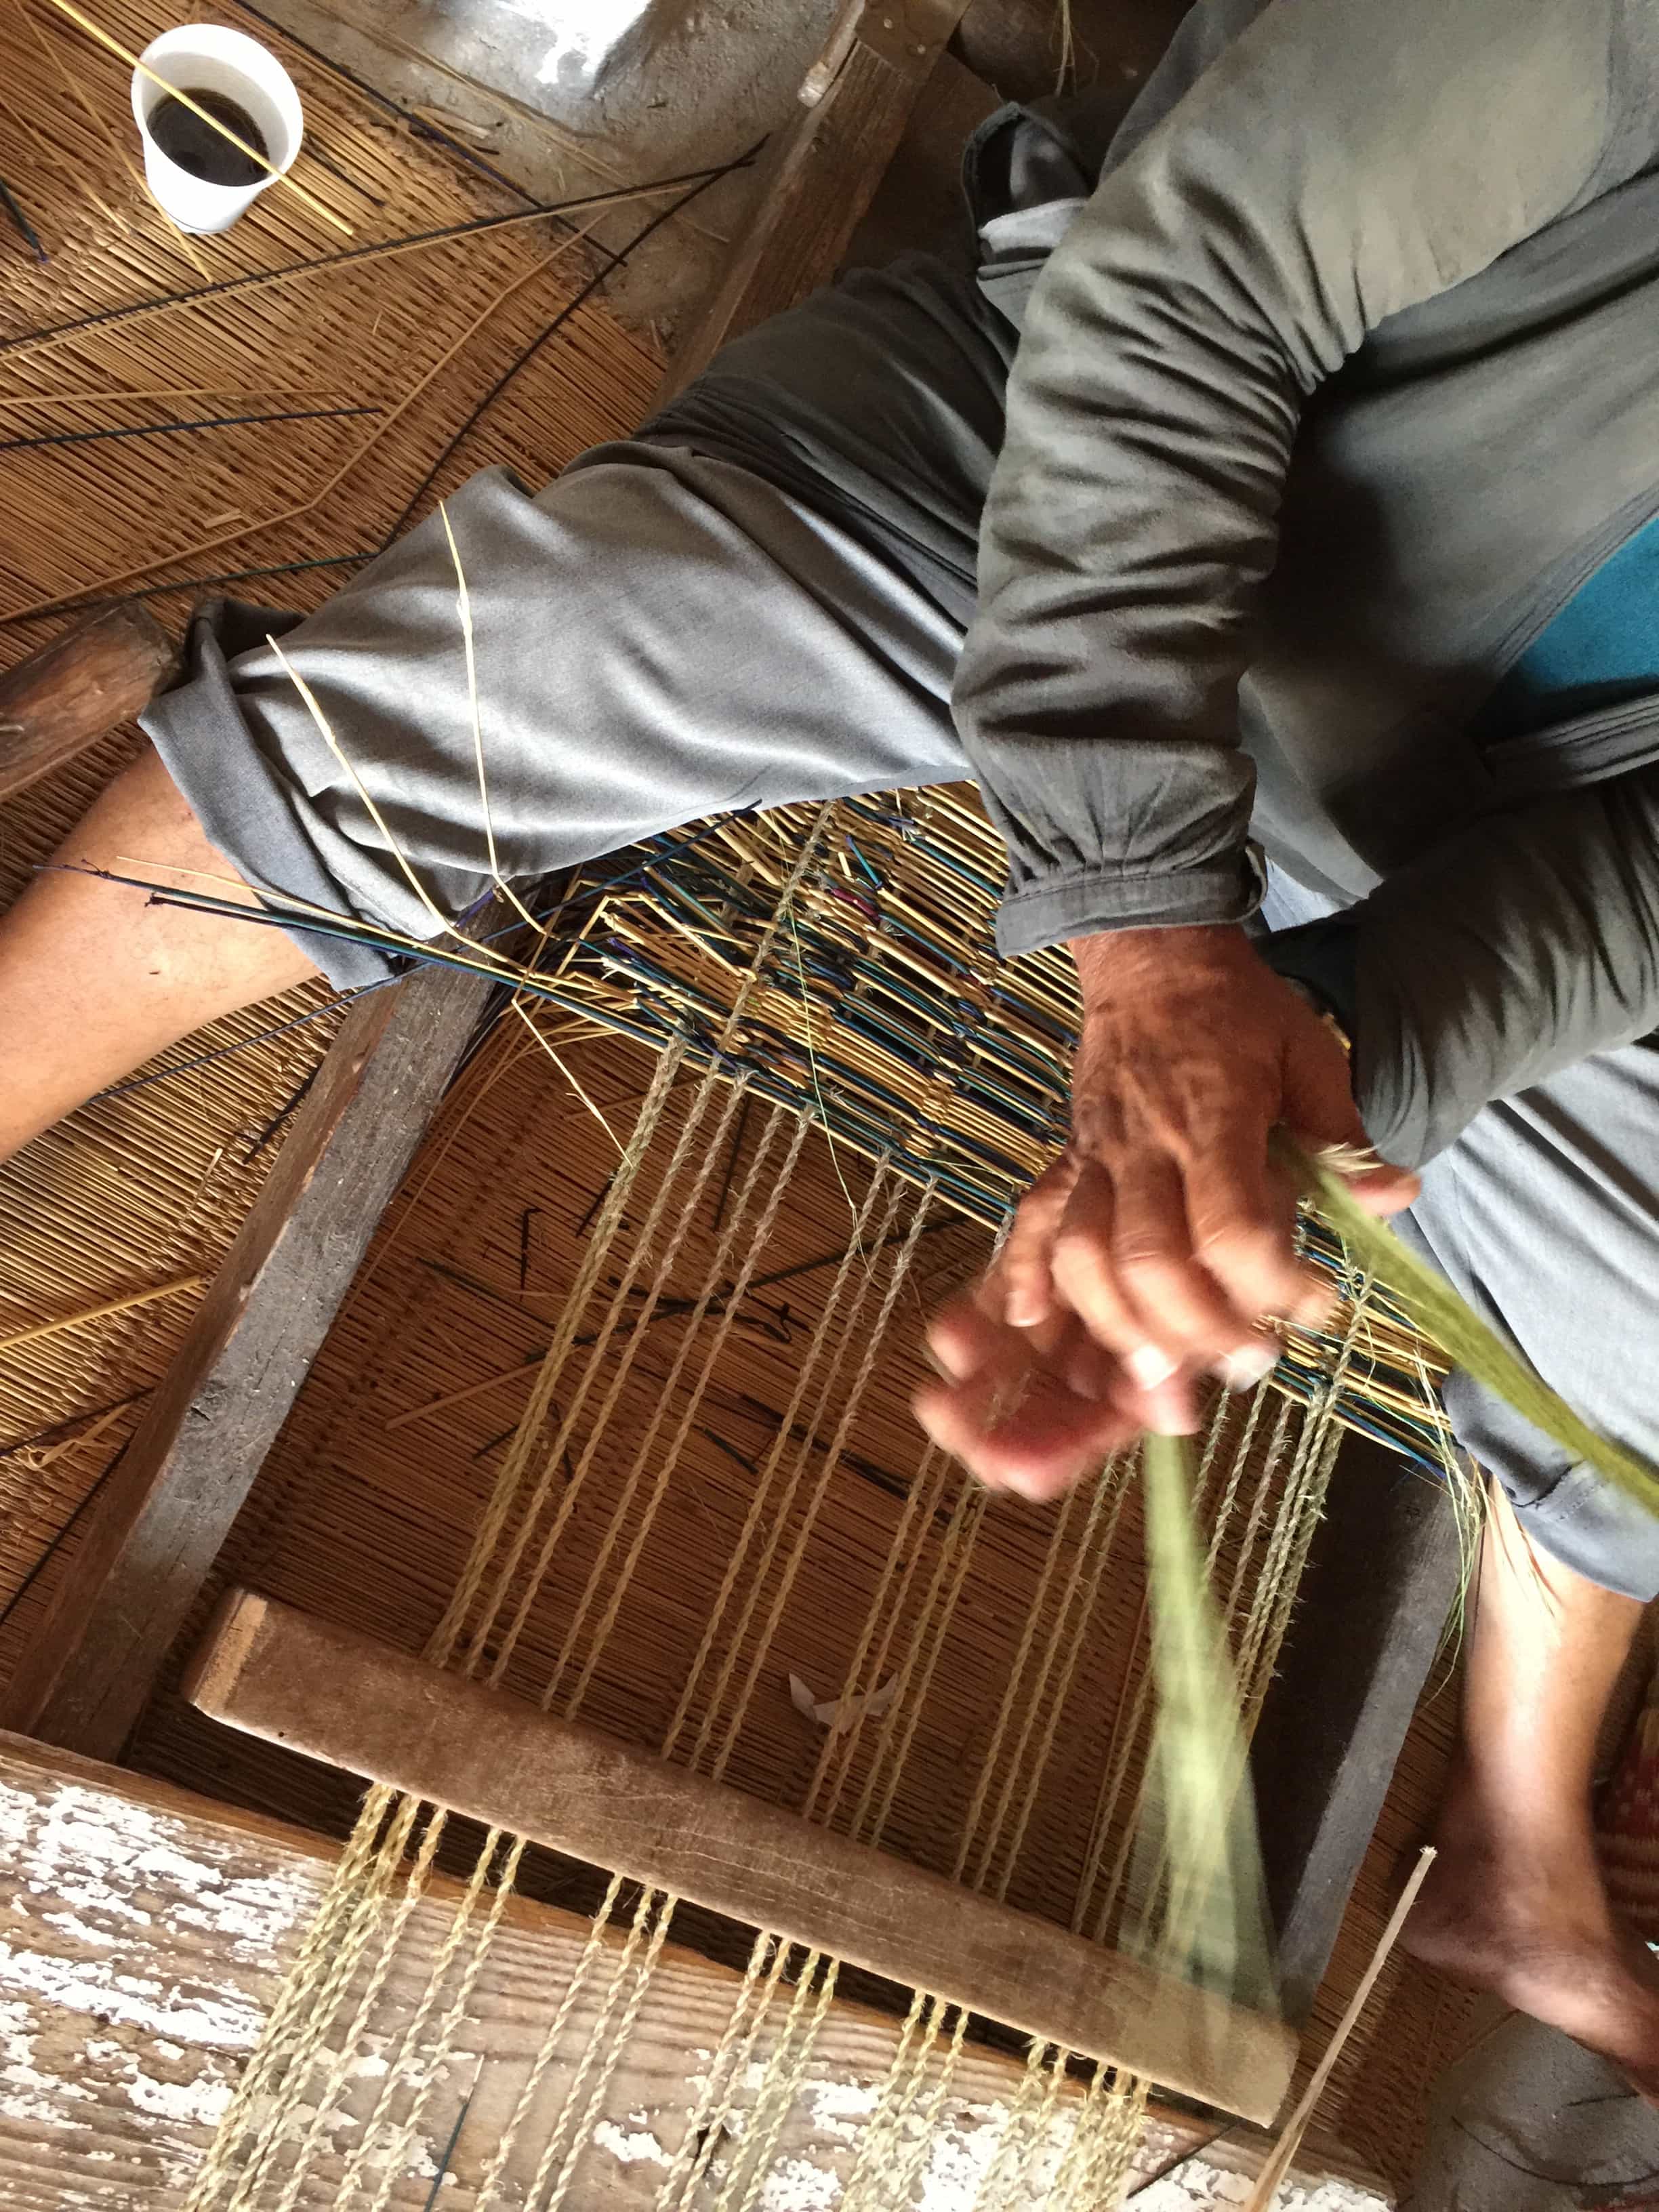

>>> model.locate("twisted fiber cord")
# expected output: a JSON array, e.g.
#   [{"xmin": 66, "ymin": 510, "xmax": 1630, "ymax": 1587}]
[
  {"xmin": 426, "ymin": 1038, "xmax": 688, "ymax": 1667},
  {"xmin": 459, "ymin": 807, "xmax": 832, "ymax": 1680},
  {"xmin": 799, "ymin": 1442, "xmax": 953, "ymax": 1823},
  {"xmin": 792, "ymin": 923, "xmax": 1008, "ymax": 1828},
  {"xmin": 989, "ymin": 1465, "xmax": 1136, "ymax": 1903},
  {"xmin": 716, "ymin": 1454, "xmax": 981, "ymax": 2206},
  {"xmin": 884, "ymin": 2005, "xmax": 971, "ymax": 2211},
  {"xmin": 258, "ymin": 1805, "xmax": 466, "ymax": 2212},
  {"xmin": 829, "ymin": 1506, "xmax": 1007, "ymax": 2202},
  {"xmin": 347, "ymin": 1834, "xmax": 531, "ymax": 2212},
  {"xmin": 720, "ymin": 1957, "xmax": 842, "ymax": 2212},
  {"xmin": 540, "ymin": 1101, "xmax": 809, "ymax": 1719},
  {"xmin": 466, "ymin": 1870, "xmax": 626, "ymax": 2211},
  {"xmin": 848, "ymin": 1484, "xmax": 989, "ymax": 1848},
  {"xmin": 827, "ymin": 1986, "xmax": 932, "ymax": 2210},
  {"xmin": 462, "ymin": 1118, "xmax": 803, "ymax": 2202},
  {"xmin": 189, "ymin": 1040, "xmax": 680, "ymax": 2207},
  {"xmin": 1243, "ymin": 1415, "xmax": 1348, "ymax": 1736},
  {"xmin": 1234, "ymin": 1284, "xmax": 1372, "ymax": 1703},
  {"xmin": 647, "ymin": 1197, "xmax": 935, "ymax": 2205},
  {"xmin": 182, "ymin": 1784, "xmax": 407, "ymax": 2209},
  {"xmin": 478, "ymin": 1065, "xmax": 754, "ymax": 1689},
  {"xmin": 1240, "ymin": 1287, "xmax": 1378, "ymax": 1727},
  {"xmin": 649, "ymin": 1931, "xmax": 785, "ymax": 2212},
  {"xmin": 540, "ymin": 1895, "xmax": 680, "ymax": 2212},
  {"xmin": 661, "ymin": 1160, "xmax": 901, "ymax": 1764},
  {"xmin": 706, "ymin": 1187, "xmax": 939, "ymax": 1787},
  {"xmin": 836, "ymin": 1992, "xmax": 949, "ymax": 2212},
  {"xmin": 970, "ymin": 1460, "xmax": 1130, "ymax": 1902},
  {"xmin": 703, "ymin": 844, "xmax": 1000, "ymax": 1796},
  {"xmin": 1233, "ymin": 1406, "xmax": 1332, "ymax": 1704},
  {"xmin": 516, "ymin": 1885, "xmax": 672, "ymax": 2212},
  {"xmin": 964, "ymin": 2039, "xmax": 1057, "ymax": 2212},
  {"xmin": 1044, "ymin": 2064, "xmax": 1123, "ymax": 2212},
  {"xmin": 842, "ymin": 1997, "xmax": 970, "ymax": 2212},
  {"xmin": 990, "ymin": 2043, "xmax": 1078, "ymax": 2212},
  {"xmin": 819, "ymin": 1493, "xmax": 987, "ymax": 2200},
  {"xmin": 194, "ymin": 1800, "xmax": 434, "ymax": 2212},
  {"xmin": 1215, "ymin": 1393, "xmax": 1301, "ymax": 1647},
  {"xmin": 1207, "ymin": 1387, "xmax": 1286, "ymax": 1638},
  {"xmin": 950, "ymin": 1476, "xmax": 1088, "ymax": 1887},
  {"xmin": 1055, "ymin": 2069, "xmax": 1148, "ymax": 2212}
]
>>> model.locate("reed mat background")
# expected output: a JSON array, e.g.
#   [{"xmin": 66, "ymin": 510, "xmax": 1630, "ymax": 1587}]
[
  {"xmin": 0, "ymin": 0, "xmax": 658, "ymax": 1671},
  {"xmin": 0, "ymin": 0, "xmax": 1491, "ymax": 2190}
]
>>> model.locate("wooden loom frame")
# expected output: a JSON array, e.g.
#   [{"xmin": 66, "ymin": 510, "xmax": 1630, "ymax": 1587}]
[{"xmin": 0, "ymin": 0, "xmax": 1459, "ymax": 2146}]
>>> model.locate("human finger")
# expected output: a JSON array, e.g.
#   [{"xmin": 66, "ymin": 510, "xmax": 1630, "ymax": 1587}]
[
  {"xmin": 914, "ymin": 1356, "xmax": 1137, "ymax": 1500},
  {"xmin": 994, "ymin": 1158, "xmax": 1077, "ymax": 1329},
  {"xmin": 1181, "ymin": 1113, "xmax": 1330, "ymax": 1338},
  {"xmin": 1279, "ymin": 1019, "xmax": 1421, "ymax": 1217},
  {"xmin": 1048, "ymin": 1162, "xmax": 1214, "ymax": 1423},
  {"xmin": 1111, "ymin": 1147, "xmax": 1289, "ymax": 1386}
]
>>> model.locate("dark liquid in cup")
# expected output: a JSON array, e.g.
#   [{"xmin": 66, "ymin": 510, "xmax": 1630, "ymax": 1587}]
[{"xmin": 149, "ymin": 88, "xmax": 268, "ymax": 187}]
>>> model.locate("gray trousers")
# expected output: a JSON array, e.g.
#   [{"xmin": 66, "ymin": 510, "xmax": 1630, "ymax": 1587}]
[{"xmin": 144, "ymin": 254, "xmax": 1659, "ymax": 1601}]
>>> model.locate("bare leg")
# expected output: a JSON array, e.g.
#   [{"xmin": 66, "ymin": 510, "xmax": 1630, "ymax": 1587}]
[
  {"xmin": 1404, "ymin": 1479, "xmax": 1659, "ymax": 2097},
  {"xmin": 0, "ymin": 745, "xmax": 319, "ymax": 1163}
]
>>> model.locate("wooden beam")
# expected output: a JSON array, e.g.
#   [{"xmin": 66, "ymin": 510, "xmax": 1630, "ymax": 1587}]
[
  {"xmin": 1249, "ymin": 1431, "xmax": 1461, "ymax": 2024},
  {"xmin": 0, "ymin": 1731, "xmax": 1390, "ymax": 2207},
  {"xmin": 659, "ymin": 0, "xmax": 971, "ymax": 400},
  {"xmin": 186, "ymin": 1591, "xmax": 1298, "ymax": 2124},
  {"xmin": 0, "ymin": 967, "xmax": 493, "ymax": 1761},
  {"xmin": 0, "ymin": 600, "xmax": 176, "ymax": 799}
]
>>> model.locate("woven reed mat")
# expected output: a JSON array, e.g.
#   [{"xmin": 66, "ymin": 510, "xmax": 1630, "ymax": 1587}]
[{"xmin": 0, "ymin": 0, "xmax": 661, "ymax": 1675}]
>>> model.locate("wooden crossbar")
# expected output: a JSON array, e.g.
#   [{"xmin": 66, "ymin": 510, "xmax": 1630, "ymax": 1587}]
[{"xmin": 185, "ymin": 1589, "xmax": 1298, "ymax": 2125}]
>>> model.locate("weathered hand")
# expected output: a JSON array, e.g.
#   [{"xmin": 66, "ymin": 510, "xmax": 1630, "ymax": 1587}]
[
  {"xmin": 917, "ymin": 923, "xmax": 1419, "ymax": 1488},
  {"xmin": 914, "ymin": 1277, "xmax": 1147, "ymax": 1500}
]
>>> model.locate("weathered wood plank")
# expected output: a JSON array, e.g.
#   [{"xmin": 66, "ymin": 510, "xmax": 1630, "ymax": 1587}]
[
  {"xmin": 659, "ymin": 0, "xmax": 971, "ymax": 399},
  {"xmin": 0, "ymin": 966, "xmax": 494, "ymax": 1761},
  {"xmin": 1249, "ymin": 1432, "xmax": 1462, "ymax": 2024},
  {"xmin": 185, "ymin": 1591, "xmax": 1299, "ymax": 2124},
  {"xmin": 0, "ymin": 602, "xmax": 176, "ymax": 800},
  {"xmin": 0, "ymin": 1732, "xmax": 1392, "ymax": 2208}
]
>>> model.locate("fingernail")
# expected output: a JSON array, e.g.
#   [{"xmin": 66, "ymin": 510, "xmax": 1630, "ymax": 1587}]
[
  {"xmin": 1126, "ymin": 1345, "xmax": 1179, "ymax": 1389},
  {"xmin": 1218, "ymin": 1343, "xmax": 1279, "ymax": 1392}
]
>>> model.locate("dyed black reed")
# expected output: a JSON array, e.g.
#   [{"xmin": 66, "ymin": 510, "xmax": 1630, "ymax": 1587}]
[
  {"xmin": 0, "ymin": 174, "xmax": 46, "ymax": 264},
  {"xmin": 377, "ymin": 143, "xmax": 763, "ymax": 542},
  {"xmin": 0, "ymin": 554, "xmax": 377, "ymax": 630},
  {"xmin": 0, "ymin": 161, "xmax": 747, "ymax": 362},
  {"xmin": 0, "ymin": 403, "xmax": 377, "ymax": 455}
]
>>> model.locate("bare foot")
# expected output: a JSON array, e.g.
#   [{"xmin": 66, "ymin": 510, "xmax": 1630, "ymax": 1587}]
[{"xmin": 1403, "ymin": 1769, "xmax": 1659, "ymax": 2104}]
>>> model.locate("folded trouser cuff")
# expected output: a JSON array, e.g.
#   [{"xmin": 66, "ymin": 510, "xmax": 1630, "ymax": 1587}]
[{"xmin": 993, "ymin": 848, "xmax": 1266, "ymax": 957}]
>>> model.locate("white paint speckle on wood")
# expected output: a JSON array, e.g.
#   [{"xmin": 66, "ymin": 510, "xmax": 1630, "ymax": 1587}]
[
  {"xmin": 0, "ymin": 1743, "xmax": 1393, "ymax": 2209},
  {"xmin": 594, "ymin": 2119, "xmax": 671, "ymax": 2167}
]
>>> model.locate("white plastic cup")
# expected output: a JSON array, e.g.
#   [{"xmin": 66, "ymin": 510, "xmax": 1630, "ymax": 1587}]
[{"xmin": 131, "ymin": 24, "xmax": 304, "ymax": 234}]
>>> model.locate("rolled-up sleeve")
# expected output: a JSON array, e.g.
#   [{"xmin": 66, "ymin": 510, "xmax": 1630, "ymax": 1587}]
[{"xmin": 955, "ymin": 0, "xmax": 1634, "ymax": 956}]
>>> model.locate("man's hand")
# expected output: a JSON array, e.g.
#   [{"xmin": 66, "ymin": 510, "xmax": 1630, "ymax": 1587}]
[{"xmin": 917, "ymin": 923, "xmax": 1418, "ymax": 1488}]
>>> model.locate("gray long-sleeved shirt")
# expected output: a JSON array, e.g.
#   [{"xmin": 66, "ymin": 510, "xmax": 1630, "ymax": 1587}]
[{"xmin": 958, "ymin": 0, "xmax": 1659, "ymax": 951}]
